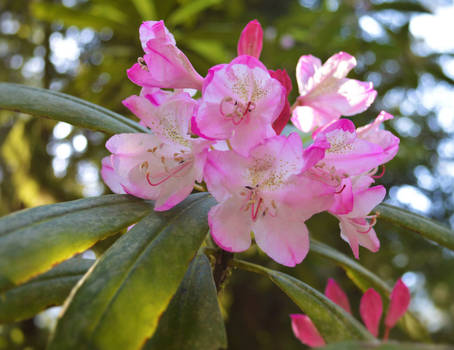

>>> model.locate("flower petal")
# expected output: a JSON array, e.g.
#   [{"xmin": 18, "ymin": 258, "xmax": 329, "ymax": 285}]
[
  {"xmin": 290, "ymin": 314, "xmax": 325, "ymax": 348},
  {"xmin": 253, "ymin": 212, "xmax": 310, "ymax": 267},
  {"xmin": 208, "ymin": 196, "xmax": 253, "ymax": 252},
  {"xmin": 324, "ymin": 278, "xmax": 351, "ymax": 314},
  {"xmin": 101, "ymin": 156, "xmax": 125, "ymax": 194},
  {"xmin": 385, "ymin": 279, "xmax": 411, "ymax": 330},
  {"xmin": 360, "ymin": 288, "xmax": 383, "ymax": 337},
  {"xmin": 237, "ymin": 19, "xmax": 263, "ymax": 58}
]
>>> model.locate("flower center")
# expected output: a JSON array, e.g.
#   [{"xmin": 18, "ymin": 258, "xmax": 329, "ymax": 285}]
[
  {"xmin": 239, "ymin": 186, "xmax": 278, "ymax": 221},
  {"xmin": 220, "ymin": 97, "xmax": 256, "ymax": 125}
]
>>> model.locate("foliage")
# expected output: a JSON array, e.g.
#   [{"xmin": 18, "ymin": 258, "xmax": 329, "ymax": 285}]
[{"xmin": 1, "ymin": 0, "xmax": 454, "ymax": 349}]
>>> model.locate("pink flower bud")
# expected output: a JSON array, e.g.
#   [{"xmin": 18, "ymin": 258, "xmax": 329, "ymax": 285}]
[
  {"xmin": 237, "ymin": 19, "xmax": 263, "ymax": 58},
  {"xmin": 324, "ymin": 278, "xmax": 351, "ymax": 314},
  {"xmin": 360, "ymin": 288, "xmax": 383, "ymax": 337},
  {"xmin": 290, "ymin": 314, "xmax": 325, "ymax": 348},
  {"xmin": 384, "ymin": 279, "xmax": 410, "ymax": 338}
]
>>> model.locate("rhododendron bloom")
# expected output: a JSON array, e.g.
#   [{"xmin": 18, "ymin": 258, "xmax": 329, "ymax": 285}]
[
  {"xmin": 127, "ymin": 21, "xmax": 204, "ymax": 90},
  {"xmin": 237, "ymin": 19, "xmax": 263, "ymax": 58},
  {"xmin": 205, "ymin": 133, "xmax": 335, "ymax": 266},
  {"xmin": 193, "ymin": 55, "xmax": 286, "ymax": 156},
  {"xmin": 101, "ymin": 92, "xmax": 210, "ymax": 211},
  {"xmin": 292, "ymin": 52, "xmax": 377, "ymax": 132}
]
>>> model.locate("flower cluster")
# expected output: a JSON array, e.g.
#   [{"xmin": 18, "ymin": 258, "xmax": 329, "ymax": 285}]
[
  {"xmin": 291, "ymin": 278, "xmax": 410, "ymax": 347},
  {"xmin": 101, "ymin": 20, "xmax": 400, "ymax": 267}
]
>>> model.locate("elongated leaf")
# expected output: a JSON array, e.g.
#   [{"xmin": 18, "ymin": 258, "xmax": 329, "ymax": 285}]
[
  {"xmin": 320, "ymin": 341, "xmax": 454, "ymax": 350},
  {"xmin": 48, "ymin": 193, "xmax": 215, "ymax": 350},
  {"xmin": 0, "ymin": 194, "xmax": 153, "ymax": 292},
  {"xmin": 372, "ymin": 2, "xmax": 431, "ymax": 13},
  {"xmin": 0, "ymin": 83, "xmax": 147, "ymax": 134},
  {"xmin": 144, "ymin": 254, "xmax": 227, "ymax": 350},
  {"xmin": 168, "ymin": 0, "xmax": 222, "ymax": 25},
  {"xmin": 0, "ymin": 258, "xmax": 93, "ymax": 323},
  {"xmin": 310, "ymin": 240, "xmax": 430, "ymax": 342},
  {"xmin": 377, "ymin": 204, "xmax": 454, "ymax": 251},
  {"xmin": 233, "ymin": 259, "xmax": 374, "ymax": 343}
]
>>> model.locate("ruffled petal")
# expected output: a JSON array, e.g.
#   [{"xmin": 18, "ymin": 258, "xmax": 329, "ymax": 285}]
[
  {"xmin": 208, "ymin": 196, "xmax": 253, "ymax": 252},
  {"xmin": 253, "ymin": 211, "xmax": 310, "ymax": 267}
]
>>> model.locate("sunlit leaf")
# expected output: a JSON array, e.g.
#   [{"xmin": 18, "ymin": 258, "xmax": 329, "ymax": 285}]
[
  {"xmin": 0, "ymin": 83, "xmax": 147, "ymax": 134},
  {"xmin": 0, "ymin": 258, "xmax": 93, "ymax": 323},
  {"xmin": 48, "ymin": 193, "xmax": 215, "ymax": 350},
  {"xmin": 144, "ymin": 254, "xmax": 227, "ymax": 350},
  {"xmin": 234, "ymin": 259, "xmax": 375, "ymax": 343},
  {"xmin": 0, "ymin": 194, "xmax": 153, "ymax": 292},
  {"xmin": 167, "ymin": 0, "xmax": 222, "ymax": 26}
]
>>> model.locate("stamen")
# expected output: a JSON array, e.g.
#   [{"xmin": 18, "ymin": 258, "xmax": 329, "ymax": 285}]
[
  {"xmin": 138, "ymin": 57, "xmax": 148, "ymax": 71},
  {"xmin": 335, "ymin": 184, "xmax": 346, "ymax": 194},
  {"xmin": 372, "ymin": 165, "xmax": 386, "ymax": 179},
  {"xmin": 251, "ymin": 197, "xmax": 263, "ymax": 221},
  {"xmin": 146, "ymin": 162, "xmax": 190, "ymax": 186}
]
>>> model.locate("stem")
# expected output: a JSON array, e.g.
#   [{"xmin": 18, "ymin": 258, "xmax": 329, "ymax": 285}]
[
  {"xmin": 230, "ymin": 258, "xmax": 270, "ymax": 277},
  {"xmin": 383, "ymin": 326, "xmax": 390, "ymax": 341},
  {"xmin": 212, "ymin": 250, "xmax": 234, "ymax": 292}
]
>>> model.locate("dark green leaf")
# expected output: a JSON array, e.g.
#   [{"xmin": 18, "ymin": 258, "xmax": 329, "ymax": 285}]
[
  {"xmin": 372, "ymin": 2, "xmax": 431, "ymax": 13},
  {"xmin": 377, "ymin": 204, "xmax": 454, "ymax": 251},
  {"xmin": 310, "ymin": 240, "xmax": 430, "ymax": 342},
  {"xmin": 168, "ymin": 0, "xmax": 222, "ymax": 26},
  {"xmin": 0, "ymin": 258, "xmax": 93, "ymax": 323},
  {"xmin": 144, "ymin": 254, "xmax": 227, "ymax": 350},
  {"xmin": 0, "ymin": 83, "xmax": 147, "ymax": 134},
  {"xmin": 233, "ymin": 259, "xmax": 375, "ymax": 343},
  {"xmin": 48, "ymin": 193, "xmax": 215, "ymax": 350},
  {"xmin": 320, "ymin": 341, "xmax": 454, "ymax": 350},
  {"xmin": 0, "ymin": 194, "xmax": 153, "ymax": 292}
]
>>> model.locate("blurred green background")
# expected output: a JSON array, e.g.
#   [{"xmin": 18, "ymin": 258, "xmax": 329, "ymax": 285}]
[{"xmin": 1, "ymin": 0, "xmax": 454, "ymax": 348}]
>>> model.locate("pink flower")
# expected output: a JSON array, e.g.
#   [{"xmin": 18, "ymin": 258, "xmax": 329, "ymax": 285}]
[
  {"xmin": 101, "ymin": 92, "xmax": 210, "ymax": 211},
  {"xmin": 384, "ymin": 279, "xmax": 411, "ymax": 340},
  {"xmin": 193, "ymin": 55, "xmax": 286, "ymax": 156},
  {"xmin": 291, "ymin": 279, "xmax": 410, "ymax": 346},
  {"xmin": 357, "ymin": 111, "xmax": 400, "ymax": 164},
  {"xmin": 237, "ymin": 19, "xmax": 263, "ymax": 58},
  {"xmin": 290, "ymin": 314, "xmax": 325, "ymax": 348},
  {"xmin": 360, "ymin": 289, "xmax": 383, "ymax": 337},
  {"xmin": 127, "ymin": 21, "xmax": 204, "ymax": 90},
  {"xmin": 269, "ymin": 68, "xmax": 293, "ymax": 135},
  {"xmin": 335, "ymin": 184, "xmax": 385, "ymax": 259},
  {"xmin": 205, "ymin": 133, "xmax": 335, "ymax": 266},
  {"xmin": 324, "ymin": 278, "xmax": 351, "ymax": 314},
  {"xmin": 291, "ymin": 52, "xmax": 377, "ymax": 132}
]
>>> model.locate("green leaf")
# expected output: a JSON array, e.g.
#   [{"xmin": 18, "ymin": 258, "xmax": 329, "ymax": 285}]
[
  {"xmin": 0, "ymin": 83, "xmax": 147, "ymax": 134},
  {"xmin": 320, "ymin": 341, "xmax": 454, "ymax": 350},
  {"xmin": 377, "ymin": 204, "xmax": 454, "ymax": 251},
  {"xmin": 185, "ymin": 39, "xmax": 231, "ymax": 64},
  {"xmin": 144, "ymin": 254, "xmax": 227, "ymax": 350},
  {"xmin": 167, "ymin": 0, "xmax": 222, "ymax": 26},
  {"xmin": 30, "ymin": 3, "xmax": 129, "ymax": 34},
  {"xmin": 310, "ymin": 240, "xmax": 430, "ymax": 342},
  {"xmin": 0, "ymin": 258, "xmax": 93, "ymax": 323},
  {"xmin": 0, "ymin": 194, "xmax": 153, "ymax": 292},
  {"xmin": 48, "ymin": 193, "xmax": 215, "ymax": 350},
  {"xmin": 131, "ymin": 0, "xmax": 156, "ymax": 20},
  {"xmin": 233, "ymin": 259, "xmax": 375, "ymax": 343}
]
